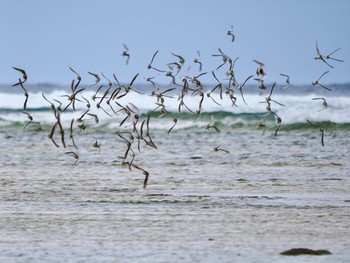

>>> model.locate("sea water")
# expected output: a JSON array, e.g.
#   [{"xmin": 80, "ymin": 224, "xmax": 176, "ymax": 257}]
[{"xmin": 0, "ymin": 83, "xmax": 349, "ymax": 262}]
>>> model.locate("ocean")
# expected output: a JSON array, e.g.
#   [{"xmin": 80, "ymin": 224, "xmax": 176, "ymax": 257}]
[{"xmin": 0, "ymin": 81, "xmax": 350, "ymax": 262}]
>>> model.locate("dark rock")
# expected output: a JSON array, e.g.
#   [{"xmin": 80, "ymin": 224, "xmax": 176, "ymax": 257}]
[{"xmin": 280, "ymin": 248, "xmax": 332, "ymax": 256}]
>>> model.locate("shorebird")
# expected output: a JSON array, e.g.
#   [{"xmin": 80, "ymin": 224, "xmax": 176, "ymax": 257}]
[
  {"xmin": 224, "ymin": 86, "xmax": 238, "ymax": 107},
  {"xmin": 69, "ymin": 67, "xmax": 82, "ymax": 81},
  {"xmin": 205, "ymin": 116, "xmax": 220, "ymax": 133},
  {"xmin": 210, "ymin": 71, "xmax": 223, "ymax": 100},
  {"xmin": 194, "ymin": 50, "xmax": 202, "ymax": 72},
  {"xmin": 227, "ymin": 25, "xmax": 235, "ymax": 43},
  {"xmin": 117, "ymin": 73, "xmax": 142, "ymax": 99},
  {"xmin": 256, "ymin": 115, "xmax": 266, "ymax": 135},
  {"xmin": 255, "ymin": 77, "xmax": 267, "ymax": 94},
  {"xmin": 165, "ymin": 69, "xmax": 177, "ymax": 85},
  {"xmin": 214, "ymin": 144, "xmax": 229, "ymax": 153},
  {"xmin": 55, "ymin": 112, "xmax": 66, "ymax": 148},
  {"xmin": 253, "ymin": 60, "xmax": 266, "ymax": 77},
  {"xmin": 16, "ymin": 79, "xmax": 29, "ymax": 110},
  {"xmin": 96, "ymin": 87, "xmax": 112, "ymax": 117},
  {"xmin": 22, "ymin": 111, "xmax": 42, "ymax": 131},
  {"xmin": 21, "ymin": 111, "xmax": 33, "ymax": 130},
  {"xmin": 212, "ymin": 48, "xmax": 232, "ymax": 70},
  {"xmin": 122, "ymin": 43, "xmax": 130, "ymax": 65},
  {"xmin": 307, "ymin": 119, "xmax": 325, "ymax": 147},
  {"xmin": 280, "ymin": 74, "xmax": 290, "ymax": 90},
  {"xmin": 206, "ymin": 91, "xmax": 222, "ymax": 106},
  {"xmin": 226, "ymin": 57, "xmax": 239, "ymax": 88},
  {"xmin": 168, "ymin": 117, "xmax": 177, "ymax": 134},
  {"xmin": 12, "ymin": 67, "xmax": 27, "ymax": 84},
  {"xmin": 315, "ymin": 41, "xmax": 334, "ymax": 68},
  {"xmin": 271, "ymin": 111, "xmax": 282, "ymax": 137},
  {"xmin": 78, "ymin": 122, "xmax": 87, "ymax": 132},
  {"xmin": 237, "ymin": 75, "xmax": 253, "ymax": 105},
  {"xmin": 42, "ymin": 93, "xmax": 58, "ymax": 117},
  {"xmin": 146, "ymin": 76, "xmax": 158, "ymax": 89},
  {"xmin": 69, "ymin": 118, "xmax": 78, "ymax": 149},
  {"xmin": 77, "ymin": 109, "xmax": 89, "ymax": 123},
  {"xmin": 147, "ymin": 50, "xmax": 165, "ymax": 72},
  {"xmin": 92, "ymin": 137, "xmax": 101, "ymax": 153},
  {"xmin": 325, "ymin": 47, "xmax": 344, "ymax": 62},
  {"xmin": 171, "ymin": 52, "xmax": 185, "ymax": 66},
  {"xmin": 87, "ymin": 71, "xmax": 100, "ymax": 87},
  {"xmin": 261, "ymin": 82, "xmax": 285, "ymax": 112},
  {"xmin": 87, "ymin": 113, "xmax": 99, "ymax": 124},
  {"xmin": 101, "ymin": 72, "xmax": 113, "ymax": 88},
  {"xmin": 48, "ymin": 122, "xmax": 60, "ymax": 148},
  {"xmin": 312, "ymin": 71, "xmax": 331, "ymax": 91},
  {"xmin": 143, "ymin": 115, "xmax": 157, "ymax": 149},
  {"xmin": 312, "ymin": 97, "xmax": 328, "ymax": 111},
  {"xmin": 65, "ymin": 151, "xmax": 79, "ymax": 164},
  {"xmin": 62, "ymin": 79, "xmax": 85, "ymax": 111},
  {"xmin": 81, "ymin": 96, "xmax": 91, "ymax": 109},
  {"xmin": 130, "ymin": 163, "xmax": 150, "ymax": 188},
  {"xmin": 92, "ymin": 85, "xmax": 104, "ymax": 101},
  {"xmin": 150, "ymin": 87, "xmax": 176, "ymax": 104}
]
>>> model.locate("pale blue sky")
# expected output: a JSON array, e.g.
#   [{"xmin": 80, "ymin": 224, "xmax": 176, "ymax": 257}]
[{"xmin": 1, "ymin": 0, "xmax": 349, "ymax": 86}]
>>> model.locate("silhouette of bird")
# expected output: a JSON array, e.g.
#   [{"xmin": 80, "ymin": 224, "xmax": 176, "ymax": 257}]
[
  {"xmin": 312, "ymin": 71, "xmax": 331, "ymax": 91},
  {"xmin": 315, "ymin": 41, "xmax": 334, "ymax": 68},
  {"xmin": 122, "ymin": 44, "xmax": 130, "ymax": 65}
]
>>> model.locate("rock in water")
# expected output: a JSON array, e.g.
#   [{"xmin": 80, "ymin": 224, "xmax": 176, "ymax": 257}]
[{"xmin": 280, "ymin": 248, "xmax": 332, "ymax": 256}]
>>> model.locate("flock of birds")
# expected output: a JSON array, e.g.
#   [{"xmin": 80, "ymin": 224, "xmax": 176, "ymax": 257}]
[{"xmin": 10, "ymin": 27, "xmax": 344, "ymax": 188}]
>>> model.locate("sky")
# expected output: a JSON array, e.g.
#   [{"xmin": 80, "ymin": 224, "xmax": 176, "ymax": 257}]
[{"xmin": 1, "ymin": 0, "xmax": 349, "ymax": 86}]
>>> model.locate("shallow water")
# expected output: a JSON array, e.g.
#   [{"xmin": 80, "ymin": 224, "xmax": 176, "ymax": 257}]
[{"xmin": 0, "ymin": 126, "xmax": 349, "ymax": 262}]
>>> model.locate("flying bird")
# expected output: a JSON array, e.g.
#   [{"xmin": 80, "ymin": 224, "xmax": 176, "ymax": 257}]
[
  {"xmin": 122, "ymin": 43, "xmax": 130, "ymax": 65},
  {"xmin": 227, "ymin": 25, "xmax": 235, "ymax": 43},
  {"xmin": 307, "ymin": 119, "xmax": 325, "ymax": 147},
  {"xmin": 315, "ymin": 41, "xmax": 334, "ymax": 68},
  {"xmin": 12, "ymin": 67, "xmax": 28, "ymax": 85},
  {"xmin": 325, "ymin": 47, "xmax": 344, "ymax": 62},
  {"xmin": 312, "ymin": 71, "xmax": 331, "ymax": 91}
]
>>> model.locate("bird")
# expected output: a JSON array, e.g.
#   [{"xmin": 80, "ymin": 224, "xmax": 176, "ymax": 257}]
[
  {"xmin": 205, "ymin": 116, "xmax": 220, "ymax": 133},
  {"xmin": 16, "ymin": 79, "xmax": 29, "ymax": 110},
  {"xmin": 253, "ymin": 60, "xmax": 266, "ymax": 77},
  {"xmin": 315, "ymin": 41, "xmax": 334, "ymax": 68},
  {"xmin": 271, "ymin": 111, "xmax": 282, "ymax": 137},
  {"xmin": 21, "ymin": 111, "xmax": 33, "ymax": 130},
  {"xmin": 227, "ymin": 25, "xmax": 235, "ymax": 43},
  {"xmin": 122, "ymin": 43, "xmax": 130, "ymax": 65},
  {"xmin": 65, "ymin": 151, "xmax": 79, "ymax": 164},
  {"xmin": 237, "ymin": 75, "xmax": 253, "ymax": 105},
  {"xmin": 12, "ymin": 67, "xmax": 28, "ymax": 84},
  {"xmin": 21, "ymin": 111, "xmax": 42, "ymax": 131},
  {"xmin": 312, "ymin": 97, "xmax": 328, "ymax": 111},
  {"xmin": 92, "ymin": 137, "xmax": 101, "ymax": 153},
  {"xmin": 307, "ymin": 119, "xmax": 325, "ymax": 147},
  {"xmin": 214, "ymin": 145, "xmax": 229, "ymax": 153},
  {"xmin": 48, "ymin": 122, "xmax": 60, "ymax": 148},
  {"xmin": 168, "ymin": 117, "xmax": 177, "ymax": 134},
  {"xmin": 145, "ymin": 76, "xmax": 159, "ymax": 90},
  {"xmin": 212, "ymin": 48, "xmax": 232, "ymax": 70},
  {"xmin": 194, "ymin": 50, "xmax": 202, "ymax": 72},
  {"xmin": 312, "ymin": 71, "xmax": 331, "ymax": 91},
  {"xmin": 62, "ymin": 80, "xmax": 85, "ymax": 112},
  {"xmin": 69, "ymin": 67, "xmax": 82, "ymax": 81},
  {"xmin": 130, "ymin": 163, "xmax": 150, "ymax": 189},
  {"xmin": 87, "ymin": 71, "xmax": 101, "ymax": 87},
  {"xmin": 325, "ymin": 47, "xmax": 344, "ymax": 62},
  {"xmin": 69, "ymin": 118, "xmax": 78, "ymax": 150},
  {"xmin": 261, "ymin": 82, "xmax": 285, "ymax": 112},
  {"xmin": 147, "ymin": 50, "xmax": 165, "ymax": 72},
  {"xmin": 280, "ymin": 74, "xmax": 290, "ymax": 90}
]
